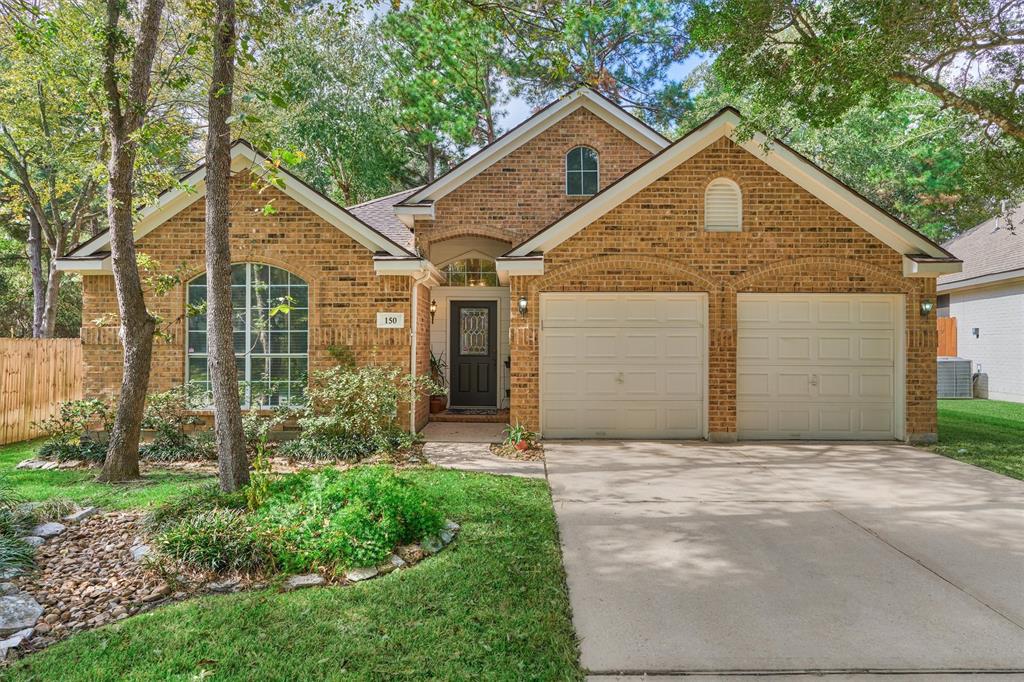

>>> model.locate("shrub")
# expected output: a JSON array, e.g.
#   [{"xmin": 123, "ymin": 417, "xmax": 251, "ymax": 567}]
[
  {"xmin": 156, "ymin": 508, "xmax": 273, "ymax": 573},
  {"xmin": 145, "ymin": 483, "xmax": 246, "ymax": 532},
  {"xmin": 0, "ymin": 536, "xmax": 35, "ymax": 575},
  {"xmin": 151, "ymin": 465, "xmax": 444, "ymax": 575},
  {"xmin": 34, "ymin": 398, "xmax": 114, "ymax": 462},
  {"xmin": 0, "ymin": 475, "xmax": 33, "ymax": 575},
  {"xmin": 286, "ymin": 365, "xmax": 440, "ymax": 461},
  {"xmin": 140, "ymin": 385, "xmax": 214, "ymax": 461}
]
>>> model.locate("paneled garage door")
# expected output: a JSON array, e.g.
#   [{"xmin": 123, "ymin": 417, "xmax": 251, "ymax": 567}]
[
  {"xmin": 540, "ymin": 293, "xmax": 706, "ymax": 439},
  {"xmin": 737, "ymin": 294, "xmax": 903, "ymax": 440}
]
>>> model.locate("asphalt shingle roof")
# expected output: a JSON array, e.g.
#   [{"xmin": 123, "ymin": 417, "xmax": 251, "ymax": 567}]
[
  {"xmin": 347, "ymin": 187, "xmax": 421, "ymax": 253},
  {"xmin": 939, "ymin": 204, "xmax": 1024, "ymax": 286}
]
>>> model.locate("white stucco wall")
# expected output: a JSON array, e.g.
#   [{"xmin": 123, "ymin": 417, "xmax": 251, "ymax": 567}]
[{"xmin": 949, "ymin": 280, "xmax": 1024, "ymax": 402}]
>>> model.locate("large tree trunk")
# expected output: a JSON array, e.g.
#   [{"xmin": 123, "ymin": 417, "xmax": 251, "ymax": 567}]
[
  {"xmin": 41, "ymin": 238, "xmax": 63, "ymax": 338},
  {"xmin": 99, "ymin": 140, "xmax": 154, "ymax": 483},
  {"xmin": 98, "ymin": 0, "xmax": 166, "ymax": 483},
  {"xmin": 206, "ymin": 0, "xmax": 248, "ymax": 492},
  {"xmin": 27, "ymin": 212, "xmax": 46, "ymax": 338}
]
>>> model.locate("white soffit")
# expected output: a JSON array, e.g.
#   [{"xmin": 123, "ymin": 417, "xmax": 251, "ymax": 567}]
[
  {"xmin": 59, "ymin": 141, "xmax": 413, "ymax": 272},
  {"xmin": 398, "ymin": 88, "xmax": 669, "ymax": 209},
  {"xmin": 506, "ymin": 108, "xmax": 959, "ymax": 269}
]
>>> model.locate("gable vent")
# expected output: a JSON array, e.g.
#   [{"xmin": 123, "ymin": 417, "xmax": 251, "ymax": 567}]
[{"xmin": 705, "ymin": 178, "xmax": 742, "ymax": 232}]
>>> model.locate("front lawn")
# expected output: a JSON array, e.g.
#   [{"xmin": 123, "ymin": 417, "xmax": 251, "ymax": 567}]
[
  {"xmin": 934, "ymin": 399, "xmax": 1024, "ymax": 480},
  {"xmin": 4, "ymin": 466, "xmax": 582, "ymax": 680},
  {"xmin": 0, "ymin": 440, "xmax": 215, "ymax": 510}
]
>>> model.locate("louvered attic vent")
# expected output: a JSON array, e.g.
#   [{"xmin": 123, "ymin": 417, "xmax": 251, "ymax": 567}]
[{"xmin": 704, "ymin": 178, "xmax": 742, "ymax": 232}]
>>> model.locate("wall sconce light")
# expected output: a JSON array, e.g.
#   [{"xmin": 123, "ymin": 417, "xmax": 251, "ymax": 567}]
[
  {"xmin": 920, "ymin": 299, "xmax": 934, "ymax": 316},
  {"xmin": 429, "ymin": 299, "xmax": 437, "ymax": 323},
  {"xmin": 517, "ymin": 295, "xmax": 528, "ymax": 317}
]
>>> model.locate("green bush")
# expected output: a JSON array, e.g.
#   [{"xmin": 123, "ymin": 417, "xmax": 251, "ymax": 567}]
[
  {"xmin": 285, "ymin": 365, "xmax": 439, "ymax": 461},
  {"xmin": 0, "ymin": 475, "xmax": 34, "ymax": 575},
  {"xmin": 152, "ymin": 466, "xmax": 445, "ymax": 575},
  {"xmin": 33, "ymin": 398, "xmax": 114, "ymax": 462},
  {"xmin": 140, "ymin": 385, "xmax": 215, "ymax": 462},
  {"xmin": 145, "ymin": 483, "xmax": 246, "ymax": 532}
]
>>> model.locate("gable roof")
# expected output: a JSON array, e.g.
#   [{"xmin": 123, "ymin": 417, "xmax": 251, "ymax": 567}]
[
  {"xmin": 394, "ymin": 87, "xmax": 670, "ymax": 220},
  {"xmin": 939, "ymin": 203, "xmax": 1024, "ymax": 291},
  {"xmin": 502, "ymin": 107, "xmax": 960, "ymax": 275},
  {"xmin": 57, "ymin": 140, "xmax": 416, "ymax": 272},
  {"xmin": 346, "ymin": 187, "xmax": 420, "ymax": 252}
]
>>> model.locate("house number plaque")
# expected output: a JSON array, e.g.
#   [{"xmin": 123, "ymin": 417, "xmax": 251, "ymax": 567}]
[{"xmin": 376, "ymin": 312, "xmax": 405, "ymax": 328}]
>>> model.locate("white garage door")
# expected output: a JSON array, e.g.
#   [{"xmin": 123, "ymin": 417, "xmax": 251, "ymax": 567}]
[
  {"xmin": 540, "ymin": 293, "xmax": 705, "ymax": 439},
  {"xmin": 737, "ymin": 294, "xmax": 903, "ymax": 440}
]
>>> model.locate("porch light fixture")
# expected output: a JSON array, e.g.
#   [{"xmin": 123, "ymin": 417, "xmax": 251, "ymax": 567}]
[
  {"xmin": 429, "ymin": 299, "xmax": 437, "ymax": 322},
  {"xmin": 920, "ymin": 298, "xmax": 934, "ymax": 316},
  {"xmin": 518, "ymin": 295, "xmax": 528, "ymax": 317}
]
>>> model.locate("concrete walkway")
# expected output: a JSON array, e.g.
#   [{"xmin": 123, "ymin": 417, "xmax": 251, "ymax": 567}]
[{"xmin": 545, "ymin": 441, "xmax": 1024, "ymax": 679}]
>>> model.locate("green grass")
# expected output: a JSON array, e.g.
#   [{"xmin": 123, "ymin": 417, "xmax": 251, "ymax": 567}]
[
  {"xmin": 4, "ymin": 468, "xmax": 582, "ymax": 681},
  {"xmin": 934, "ymin": 399, "xmax": 1024, "ymax": 480},
  {"xmin": 0, "ymin": 440, "xmax": 215, "ymax": 511}
]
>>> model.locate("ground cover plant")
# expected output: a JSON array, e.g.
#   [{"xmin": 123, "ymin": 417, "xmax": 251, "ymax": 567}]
[
  {"xmin": 152, "ymin": 465, "xmax": 445, "ymax": 575},
  {"xmin": 933, "ymin": 399, "xmax": 1024, "ymax": 481}
]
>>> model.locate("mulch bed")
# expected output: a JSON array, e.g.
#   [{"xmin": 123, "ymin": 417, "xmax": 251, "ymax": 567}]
[{"xmin": 488, "ymin": 442, "xmax": 545, "ymax": 461}]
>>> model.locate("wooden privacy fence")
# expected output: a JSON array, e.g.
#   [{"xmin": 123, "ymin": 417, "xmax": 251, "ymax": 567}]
[
  {"xmin": 0, "ymin": 338, "xmax": 83, "ymax": 445},
  {"xmin": 937, "ymin": 317, "xmax": 957, "ymax": 357}
]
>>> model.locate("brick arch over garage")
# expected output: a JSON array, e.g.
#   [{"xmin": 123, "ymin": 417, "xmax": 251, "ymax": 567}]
[
  {"xmin": 729, "ymin": 256, "xmax": 921, "ymax": 295},
  {"xmin": 529, "ymin": 254, "xmax": 722, "ymax": 294}
]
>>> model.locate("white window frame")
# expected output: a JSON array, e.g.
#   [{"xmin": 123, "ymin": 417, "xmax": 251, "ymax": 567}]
[
  {"xmin": 565, "ymin": 146, "xmax": 600, "ymax": 196},
  {"xmin": 704, "ymin": 177, "xmax": 743, "ymax": 232},
  {"xmin": 185, "ymin": 263, "xmax": 309, "ymax": 407}
]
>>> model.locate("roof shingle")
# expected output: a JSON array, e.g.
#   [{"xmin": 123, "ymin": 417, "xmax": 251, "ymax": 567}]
[
  {"xmin": 347, "ymin": 187, "xmax": 420, "ymax": 252},
  {"xmin": 939, "ymin": 204, "xmax": 1024, "ymax": 286}
]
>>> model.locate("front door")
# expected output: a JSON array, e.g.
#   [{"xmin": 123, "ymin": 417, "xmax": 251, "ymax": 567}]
[{"xmin": 450, "ymin": 301, "xmax": 498, "ymax": 407}]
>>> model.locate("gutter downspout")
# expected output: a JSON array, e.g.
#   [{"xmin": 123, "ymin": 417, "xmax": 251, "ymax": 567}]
[{"xmin": 410, "ymin": 268, "xmax": 432, "ymax": 433}]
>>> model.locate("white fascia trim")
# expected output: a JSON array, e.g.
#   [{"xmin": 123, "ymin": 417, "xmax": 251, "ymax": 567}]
[
  {"xmin": 54, "ymin": 258, "xmax": 112, "ymax": 273},
  {"xmin": 510, "ymin": 109, "xmax": 952, "ymax": 261},
  {"xmin": 393, "ymin": 202, "xmax": 434, "ymax": 228},
  {"xmin": 902, "ymin": 256, "xmax": 962, "ymax": 277},
  {"xmin": 69, "ymin": 143, "xmax": 411, "ymax": 260},
  {"xmin": 495, "ymin": 257, "xmax": 544, "ymax": 284},
  {"xmin": 508, "ymin": 117, "xmax": 733, "ymax": 256},
  {"xmin": 937, "ymin": 266, "xmax": 1024, "ymax": 292},
  {"xmin": 402, "ymin": 89, "xmax": 668, "ymax": 208}
]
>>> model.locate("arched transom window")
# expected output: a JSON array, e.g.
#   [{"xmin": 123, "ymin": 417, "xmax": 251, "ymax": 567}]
[
  {"xmin": 566, "ymin": 146, "xmax": 599, "ymax": 196},
  {"xmin": 443, "ymin": 258, "xmax": 498, "ymax": 287},
  {"xmin": 704, "ymin": 177, "xmax": 742, "ymax": 232},
  {"xmin": 186, "ymin": 263, "xmax": 308, "ymax": 406}
]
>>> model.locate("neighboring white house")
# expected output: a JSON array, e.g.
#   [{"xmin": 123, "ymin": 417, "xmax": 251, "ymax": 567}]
[{"xmin": 939, "ymin": 204, "xmax": 1024, "ymax": 402}]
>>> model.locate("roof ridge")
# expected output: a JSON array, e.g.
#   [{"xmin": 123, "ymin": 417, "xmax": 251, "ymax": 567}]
[{"xmin": 346, "ymin": 186, "xmax": 423, "ymax": 210}]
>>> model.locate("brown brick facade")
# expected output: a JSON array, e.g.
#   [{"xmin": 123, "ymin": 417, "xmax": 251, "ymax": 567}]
[
  {"xmin": 414, "ymin": 108, "xmax": 654, "ymax": 251},
  {"xmin": 81, "ymin": 174, "xmax": 419, "ymax": 419},
  {"xmin": 508, "ymin": 138, "xmax": 937, "ymax": 440}
]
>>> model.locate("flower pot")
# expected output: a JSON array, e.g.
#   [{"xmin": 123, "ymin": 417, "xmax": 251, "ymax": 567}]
[
  {"xmin": 514, "ymin": 439, "xmax": 529, "ymax": 451},
  {"xmin": 429, "ymin": 395, "xmax": 447, "ymax": 414}
]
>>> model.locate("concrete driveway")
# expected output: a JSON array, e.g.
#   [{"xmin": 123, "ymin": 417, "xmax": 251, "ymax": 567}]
[{"xmin": 545, "ymin": 442, "xmax": 1024, "ymax": 679}]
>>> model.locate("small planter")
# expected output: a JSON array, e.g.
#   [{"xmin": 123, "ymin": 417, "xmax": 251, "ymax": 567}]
[
  {"xmin": 514, "ymin": 439, "xmax": 529, "ymax": 452},
  {"xmin": 429, "ymin": 395, "xmax": 447, "ymax": 414}
]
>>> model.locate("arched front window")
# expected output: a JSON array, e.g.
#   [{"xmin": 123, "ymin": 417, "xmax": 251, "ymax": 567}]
[
  {"xmin": 704, "ymin": 178, "xmax": 742, "ymax": 232},
  {"xmin": 443, "ymin": 258, "xmax": 498, "ymax": 287},
  {"xmin": 566, "ymin": 146, "xmax": 599, "ymax": 196},
  {"xmin": 186, "ymin": 263, "xmax": 308, "ymax": 406}
]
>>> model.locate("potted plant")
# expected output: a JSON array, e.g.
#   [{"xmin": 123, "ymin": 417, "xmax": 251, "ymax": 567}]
[
  {"xmin": 504, "ymin": 421, "xmax": 536, "ymax": 451},
  {"xmin": 429, "ymin": 351, "xmax": 448, "ymax": 414}
]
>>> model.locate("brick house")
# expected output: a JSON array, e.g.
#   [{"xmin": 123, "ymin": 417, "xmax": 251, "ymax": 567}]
[{"xmin": 57, "ymin": 88, "xmax": 960, "ymax": 442}]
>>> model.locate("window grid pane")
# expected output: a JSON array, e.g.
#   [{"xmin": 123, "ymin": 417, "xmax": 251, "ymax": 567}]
[{"xmin": 186, "ymin": 263, "xmax": 308, "ymax": 407}]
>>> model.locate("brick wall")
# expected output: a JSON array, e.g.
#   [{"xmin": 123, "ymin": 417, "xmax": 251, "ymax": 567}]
[
  {"xmin": 509, "ymin": 137, "xmax": 937, "ymax": 440},
  {"xmin": 415, "ymin": 108, "xmax": 654, "ymax": 251},
  {"xmin": 81, "ymin": 173, "xmax": 422, "ymax": 424}
]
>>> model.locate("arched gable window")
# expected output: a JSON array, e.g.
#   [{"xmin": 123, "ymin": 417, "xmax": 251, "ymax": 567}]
[
  {"xmin": 704, "ymin": 178, "xmax": 742, "ymax": 232},
  {"xmin": 186, "ymin": 263, "xmax": 308, "ymax": 406},
  {"xmin": 566, "ymin": 146, "xmax": 599, "ymax": 196},
  {"xmin": 442, "ymin": 258, "xmax": 498, "ymax": 287}
]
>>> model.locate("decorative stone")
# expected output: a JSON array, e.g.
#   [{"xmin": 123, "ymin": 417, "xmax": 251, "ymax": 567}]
[
  {"xmin": 31, "ymin": 522, "xmax": 66, "ymax": 539},
  {"xmin": 0, "ymin": 627, "xmax": 33, "ymax": 659},
  {"xmin": 396, "ymin": 544, "xmax": 424, "ymax": 564},
  {"xmin": 0, "ymin": 593, "xmax": 44, "ymax": 636},
  {"xmin": 282, "ymin": 574, "xmax": 325, "ymax": 592},
  {"xmin": 378, "ymin": 554, "xmax": 406, "ymax": 574},
  {"xmin": 0, "ymin": 584, "xmax": 16, "ymax": 597},
  {"xmin": 129, "ymin": 544, "xmax": 152, "ymax": 562},
  {"xmin": 15, "ymin": 460, "xmax": 57, "ymax": 470},
  {"xmin": 345, "ymin": 567, "xmax": 379, "ymax": 582},
  {"xmin": 142, "ymin": 584, "xmax": 171, "ymax": 602},
  {"xmin": 206, "ymin": 577, "xmax": 240, "ymax": 593},
  {"xmin": 21, "ymin": 536, "xmax": 44, "ymax": 548},
  {"xmin": 444, "ymin": 520, "xmax": 460, "ymax": 532},
  {"xmin": 440, "ymin": 530, "xmax": 455, "ymax": 545},
  {"xmin": 421, "ymin": 536, "xmax": 443, "ymax": 555},
  {"xmin": 63, "ymin": 507, "xmax": 99, "ymax": 523}
]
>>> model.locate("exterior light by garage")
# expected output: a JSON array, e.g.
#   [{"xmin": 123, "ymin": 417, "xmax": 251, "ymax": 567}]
[
  {"xmin": 518, "ymin": 295, "xmax": 528, "ymax": 317},
  {"xmin": 429, "ymin": 299, "xmax": 437, "ymax": 322},
  {"xmin": 920, "ymin": 299, "xmax": 934, "ymax": 316}
]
